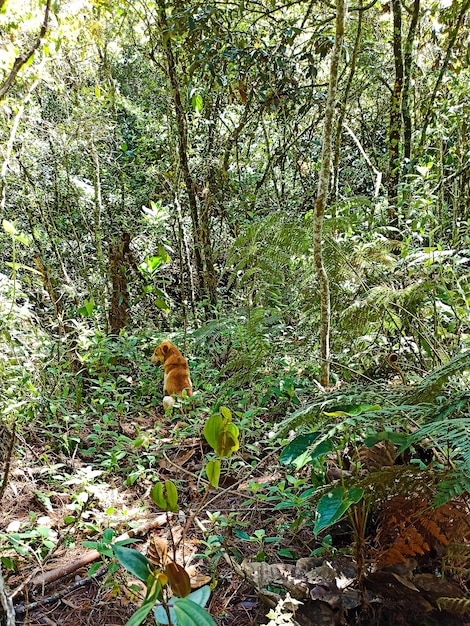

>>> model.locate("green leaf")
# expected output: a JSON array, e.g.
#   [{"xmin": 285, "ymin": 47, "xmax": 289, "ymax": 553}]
[
  {"xmin": 154, "ymin": 602, "xmax": 175, "ymax": 625},
  {"xmin": 364, "ymin": 431, "xmax": 409, "ymax": 447},
  {"xmin": 88, "ymin": 562, "xmax": 102, "ymax": 576},
  {"xmin": 150, "ymin": 482, "xmax": 167, "ymax": 509},
  {"xmin": 164, "ymin": 480, "xmax": 179, "ymax": 512},
  {"xmin": 155, "ymin": 297, "xmax": 170, "ymax": 312},
  {"xmin": 324, "ymin": 403, "xmax": 381, "ymax": 417},
  {"xmin": 310, "ymin": 439, "xmax": 335, "ymax": 459},
  {"xmin": 215, "ymin": 423, "xmax": 239, "ymax": 458},
  {"xmin": 155, "ymin": 584, "xmax": 211, "ymax": 621},
  {"xmin": 314, "ymin": 486, "xmax": 364, "ymax": 535},
  {"xmin": 77, "ymin": 298, "xmax": 95, "ymax": 317},
  {"xmin": 192, "ymin": 93, "xmax": 203, "ymax": 112},
  {"xmin": 204, "ymin": 414, "xmax": 223, "ymax": 450},
  {"xmin": 113, "ymin": 544, "xmax": 154, "ymax": 582},
  {"xmin": 186, "ymin": 585, "xmax": 211, "ymax": 608},
  {"xmin": 220, "ymin": 406, "xmax": 232, "ymax": 421},
  {"xmin": 206, "ymin": 459, "xmax": 221, "ymax": 488},
  {"xmin": 173, "ymin": 597, "xmax": 217, "ymax": 626},
  {"xmin": 124, "ymin": 600, "xmax": 155, "ymax": 626},
  {"xmin": 280, "ymin": 433, "xmax": 320, "ymax": 465},
  {"xmin": 2, "ymin": 219, "xmax": 17, "ymax": 235}
]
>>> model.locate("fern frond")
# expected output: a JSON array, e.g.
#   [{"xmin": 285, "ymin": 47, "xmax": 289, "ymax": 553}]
[
  {"xmin": 403, "ymin": 352, "xmax": 470, "ymax": 404},
  {"xmin": 437, "ymin": 597, "xmax": 470, "ymax": 615},
  {"xmin": 443, "ymin": 544, "xmax": 470, "ymax": 579}
]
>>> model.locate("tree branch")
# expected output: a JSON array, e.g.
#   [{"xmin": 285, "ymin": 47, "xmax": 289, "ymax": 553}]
[{"xmin": 0, "ymin": 0, "xmax": 52, "ymax": 100}]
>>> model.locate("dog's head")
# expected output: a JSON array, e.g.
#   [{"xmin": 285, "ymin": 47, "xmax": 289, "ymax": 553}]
[{"xmin": 150, "ymin": 341, "xmax": 173, "ymax": 365}]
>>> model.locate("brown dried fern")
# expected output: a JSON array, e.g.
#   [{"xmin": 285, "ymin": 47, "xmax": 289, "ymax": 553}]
[{"xmin": 374, "ymin": 495, "xmax": 465, "ymax": 565}]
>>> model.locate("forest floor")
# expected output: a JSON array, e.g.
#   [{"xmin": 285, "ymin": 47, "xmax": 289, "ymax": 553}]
[{"xmin": 2, "ymin": 404, "xmax": 469, "ymax": 626}]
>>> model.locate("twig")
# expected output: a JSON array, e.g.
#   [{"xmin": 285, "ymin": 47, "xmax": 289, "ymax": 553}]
[
  {"xmin": 0, "ymin": 565, "xmax": 15, "ymax": 626},
  {"xmin": 14, "ymin": 566, "xmax": 108, "ymax": 615},
  {"xmin": 343, "ymin": 123, "xmax": 383, "ymax": 197},
  {"xmin": 0, "ymin": 0, "xmax": 52, "ymax": 100},
  {"xmin": 11, "ymin": 513, "xmax": 168, "ymax": 598}
]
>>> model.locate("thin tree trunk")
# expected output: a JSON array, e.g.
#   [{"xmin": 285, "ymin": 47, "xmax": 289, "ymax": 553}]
[
  {"xmin": 313, "ymin": 0, "xmax": 347, "ymax": 388},
  {"xmin": 402, "ymin": 0, "xmax": 420, "ymax": 162},
  {"xmin": 156, "ymin": 0, "xmax": 213, "ymax": 316},
  {"xmin": 388, "ymin": 0, "xmax": 404, "ymax": 227},
  {"xmin": 420, "ymin": 0, "xmax": 470, "ymax": 146},
  {"xmin": 0, "ymin": 0, "xmax": 51, "ymax": 100},
  {"xmin": 108, "ymin": 232, "xmax": 132, "ymax": 335},
  {"xmin": 333, "ymin": 0, "xmax": 363, "ymax": 207},
  {"xmin": 175, "ymin": 195, "xmax": 198, "ymax": 323}
]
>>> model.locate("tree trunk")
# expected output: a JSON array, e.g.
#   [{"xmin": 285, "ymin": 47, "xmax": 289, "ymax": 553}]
[
  {"xmin": 108, "ymin": 232, "xmax": 132, "ymax": 335},
  {"xmin": 156, "ymin": 0, "xmax": 216, "ymax": 316},
  {"xmin": 313, "ymin": 0, "xmax": 347, "ymax": 388},
  {"xmin": 388, "ymin": 0, "xmax": 404, "ymax": 227},
  {"xmin": 420, "ymin": 0, "xmax": 470, "ymax": 146},
  {"xmin": 333, "ymin": 0, "xmax": 363, "ymax": 207},
  {"xmin": 402, "ymin": 0, "xmax": 420, "ymax": 163},
  {"xmin": 0, "ymin": 0, "xmax": 51, "ymax": 100}
]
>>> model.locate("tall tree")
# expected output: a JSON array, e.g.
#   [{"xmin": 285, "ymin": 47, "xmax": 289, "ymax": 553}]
[
  {"xmin": 313, "ymin": 0, "xmax": 348, "ymax": 388},
  {"xmin": 387, "ymin": 0, "xmax": 404, "ymax": 226},
  {"xmin": 155, "ymin": 0, "xmax": 217, "ymax": 316}
]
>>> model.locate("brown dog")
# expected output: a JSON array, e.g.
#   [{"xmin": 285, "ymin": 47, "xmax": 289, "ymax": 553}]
[{"xmin": 150, "ymin": 341, "xmax": 193, "ymax": 398}]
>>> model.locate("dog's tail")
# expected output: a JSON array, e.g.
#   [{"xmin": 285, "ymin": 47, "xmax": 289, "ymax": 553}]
[{"xmin": 163, "ymin": 395, "xmax": 175, "ymax": 411}]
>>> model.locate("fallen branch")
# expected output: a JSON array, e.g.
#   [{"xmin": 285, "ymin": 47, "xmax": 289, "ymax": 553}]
[
  {"xmin": 14, "ymin": 566, "xmax": 108, "ymax": 615},
  {"xmin": 12, "ymin": 513, "xmax": 169, "ymax": 597}
]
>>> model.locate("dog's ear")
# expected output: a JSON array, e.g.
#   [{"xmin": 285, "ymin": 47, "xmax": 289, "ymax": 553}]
[{"xmin": 161, "ymin": 343, "xmax": 170, "ymax": 355}]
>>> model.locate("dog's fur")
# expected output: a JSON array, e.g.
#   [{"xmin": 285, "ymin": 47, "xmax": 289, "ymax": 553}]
[{"xmin": 150, "ymin": 341, "xmax": 193, "ymax": 397}]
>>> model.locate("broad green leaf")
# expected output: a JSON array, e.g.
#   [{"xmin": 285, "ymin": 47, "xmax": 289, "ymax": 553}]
[
  {"xmin": 347, "ymin": 487, "xmax": 363, "ymax": 503},
  {"xmin": 215, "ymin": 425, "xmax": 239, "ymax": 458},
  {"xmin": 173, "ymin": 597, "xmax": 217, "ymax": 626},
  {"xmin": 154, "ymin": 602, "xmax": 175, "ymax": 625},
  {"xmin": 192, "ymin": 93, "xmax": 203, "ymax": 112},
  {"xmin": 220, "ymin": 406, "xmax": 232, "ymax": 422},
  {"xmin": 150, "ymin": 482, "xmax": 167, "ymax": 510},
  {"xmin": 124, "ymin": 600, "xmax": 155, "ymax": 626},
  {"xmin": 310, "ymin": 439, "xmax": 334, "ymax": 459},
  {"xmin": 186, "ymin": 585, "xmax": 210, "ymax": 608},
  {"xmin": 113, "ymin": 544, "xmax": 154, "ymax": 582},
  {"xmin": 155, "ymin": 297, "xmax": 170, "ymax": 312},
  {"xmin": 164, "ymin": 480, "xmax": 179, "ymax": 512},
  {"xmin": 77, "ymin": 298, "xmax": 95, "ymax": 317},
  {"xmin": 206, "ymin": 459, "xmax": 221, "ymax": 488},
  {"xmin": 280, "ymin": 433, "xmax": 320, "ymax": 465},
  {"xmin": 2, "ymin": 219, "xmax": 17, "ymax": 235},
  {"xmin": 314, "ymin": 486, "xmax": 364, "ymax": 535},
  {"xmin": 204, "ymin": 414, "xmax": 223, "ymax": 450}
]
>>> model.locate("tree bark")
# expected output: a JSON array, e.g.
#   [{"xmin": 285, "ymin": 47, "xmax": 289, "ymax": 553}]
[
  {"xmin": 0, "ymin": 0, "xmax": 52, "ymax": 100},
  {"xmin": 313, "ymin": 0, "xmax": 347, "ymax": 388},
  {"xmin": 333, "ymin": 0, "xmax": 363, "ymax": 206},
  {"xmin": 420, "ymin": 0, "xmax": 470, "ymax": 146},
  {"xmin": 156, "ymin": 0, "xmax": 216, "ymax": 315},
  {"xmin": 402, "ymin": 0, "xmax": 420, "ymax": 163},
  {"xmin": 388, "ymin": 0, "xmax": 404, "ymax": 227},
  {"xmin": 108, "ymin": 232, "xmax": 132, "ymax": 335}
]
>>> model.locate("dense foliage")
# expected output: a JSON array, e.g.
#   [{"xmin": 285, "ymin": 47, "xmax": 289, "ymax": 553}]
[{"xmin": 1, "ymin": 0, "xmax": 469, "ymax": 625}]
